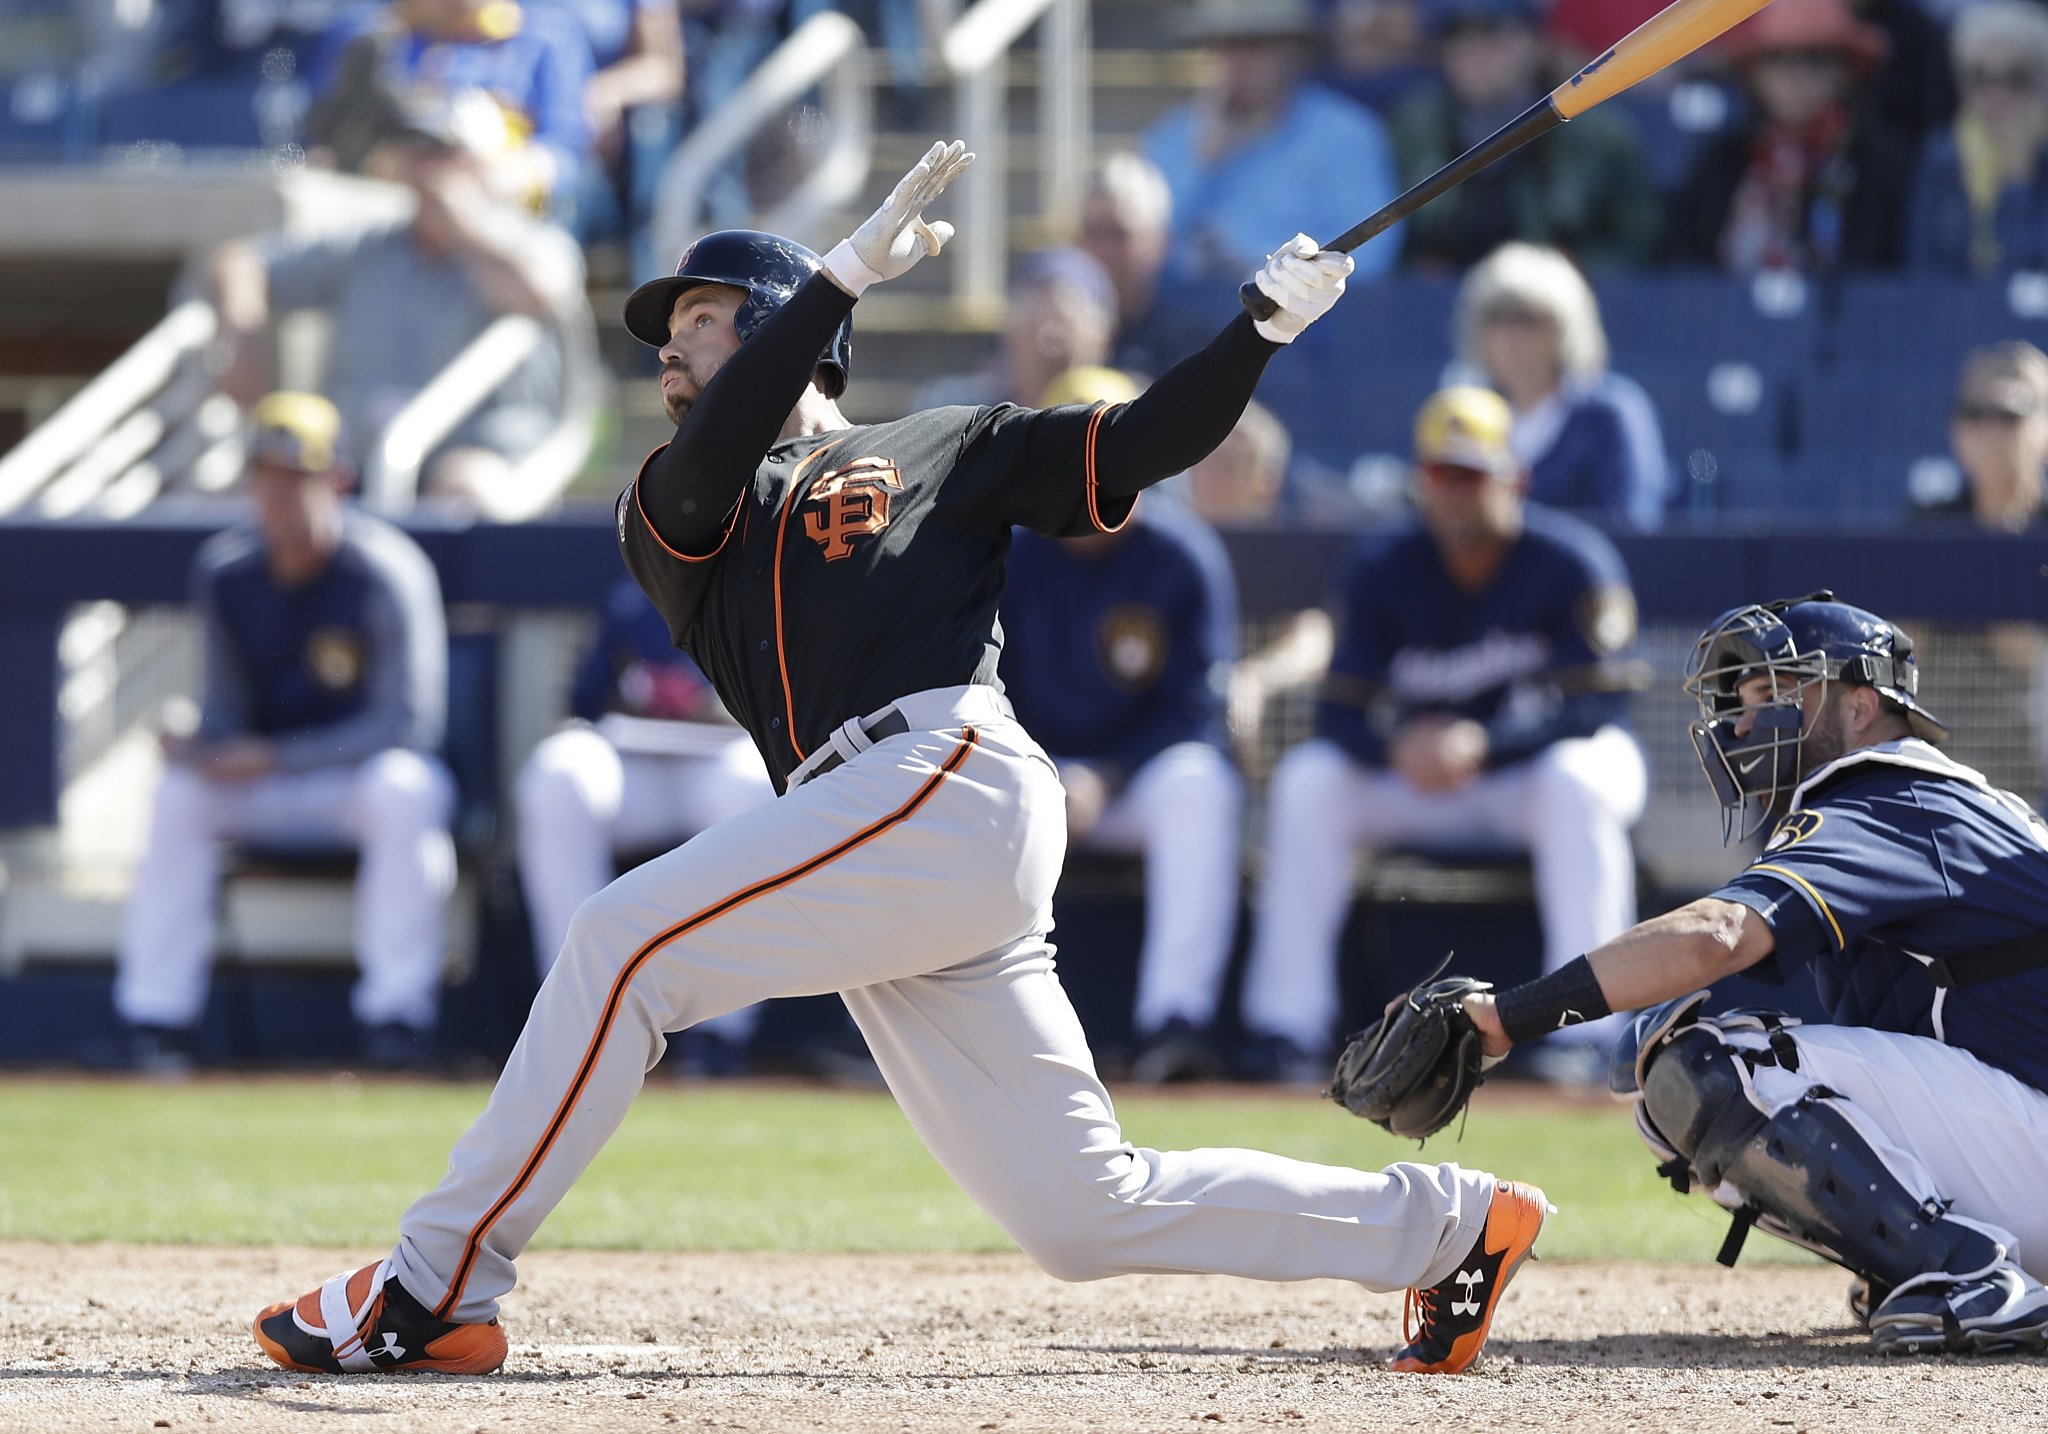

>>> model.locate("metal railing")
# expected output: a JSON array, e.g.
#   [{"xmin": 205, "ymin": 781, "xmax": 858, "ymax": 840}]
[
  {"xmin": 647, "ymin": 10, "xmax": 874, "ymax": 265},
  {"xmin": 943, "ymin": 0, "xmax": 1090, "ymax": 314},
  {"xmin": 0, "ymin": 300, "xmax": 226, "ymax": 518}
]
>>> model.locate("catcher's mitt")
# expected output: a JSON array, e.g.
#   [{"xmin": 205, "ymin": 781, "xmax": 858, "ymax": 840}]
[{"xmin": 1328, "ymin": 956, "xmax": 1492, "ymax": 1140}]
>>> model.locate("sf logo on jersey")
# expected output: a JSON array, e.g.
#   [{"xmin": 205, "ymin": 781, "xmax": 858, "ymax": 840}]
[{"xmin": 804, "ymin": 457, "xmax": 902, "ymax": 561}]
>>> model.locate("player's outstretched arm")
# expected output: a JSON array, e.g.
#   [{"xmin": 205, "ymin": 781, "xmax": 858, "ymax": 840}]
[
  {"xmin": 1085, "ymin": 235, "xmax": 1351, "ymax": 499},
  {"xmin": 821, "ymin": 139, "xmax": 974, "ymax": 295}
]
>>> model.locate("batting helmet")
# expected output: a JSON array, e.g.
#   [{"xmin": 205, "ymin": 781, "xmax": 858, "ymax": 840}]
[
  {"xmin": 1684, "ymin": 591, "xmax": 1947, "ymax": 840},
  {"xmin": 622, "ymin": 229, "xmax": 853, "ymax": 397}
]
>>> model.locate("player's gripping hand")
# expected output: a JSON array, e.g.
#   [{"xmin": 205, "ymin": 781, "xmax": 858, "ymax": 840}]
[
  {"xmin": 822, "ymin": 139, "xmax": 975, "ymax": 296},
  {"xmin": 1251, "ymin": 234, "xmax": 1354, "ymax": 345}
]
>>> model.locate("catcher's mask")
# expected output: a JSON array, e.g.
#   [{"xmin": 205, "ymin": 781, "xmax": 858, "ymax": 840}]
[{"xmin": 1683, "ymin": 591, "xmax": 1947, "ymax": 844}]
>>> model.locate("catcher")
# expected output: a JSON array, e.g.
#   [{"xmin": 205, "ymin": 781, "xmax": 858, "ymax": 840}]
[{"xmin": 1345, "ymin": 593, "xmax": 2048, "ymax": 1355}]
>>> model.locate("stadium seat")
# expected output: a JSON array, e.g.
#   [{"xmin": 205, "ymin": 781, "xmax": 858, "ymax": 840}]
[
  {"xmin": 1608, "ymin": 78, "xmax": 1744, "ymax": 196},
  {"xmin": 97, "ymin": 75, "xmax": 303, "ymax": 153},
  {"xmin": 0, "ymin": 71, "xmax": 93, "ymax": 163}
]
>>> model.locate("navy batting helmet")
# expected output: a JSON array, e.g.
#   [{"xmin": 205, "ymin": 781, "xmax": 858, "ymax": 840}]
[
  {"xmin": 1684, "ymin": 591, "xmax": 1947, "ymax": 841},
  {"xmin": 623, "ymin": 229, "xmax": 853, "ymax": 397}
]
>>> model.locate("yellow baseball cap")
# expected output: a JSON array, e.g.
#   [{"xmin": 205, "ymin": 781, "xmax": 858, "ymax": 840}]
[
  {"xmin": 1038, "ymin": 365, "xmax": 1141, "ymax": 409},
  {"xmin": 1413, "ymin": 386, "xmax": 1515, "ymax": 474},
  {"xmin": 248, "ymin": 392, "xmax": 343, "ymax": 474}
]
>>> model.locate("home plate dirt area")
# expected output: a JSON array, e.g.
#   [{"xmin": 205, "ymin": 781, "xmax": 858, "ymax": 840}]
[{"xmin": 4, "ymin": 1245, "xmax": 2043, "ymax": 1433}]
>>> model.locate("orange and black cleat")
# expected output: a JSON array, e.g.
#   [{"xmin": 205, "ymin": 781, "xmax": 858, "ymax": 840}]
[
  {"xmin": 253, "ymin": 1258, "xmax": 507, "ymax": 1375},
  {"xmin": 1389, "ymin": 1179, "xmax": 1550, "ymax": 1374}
]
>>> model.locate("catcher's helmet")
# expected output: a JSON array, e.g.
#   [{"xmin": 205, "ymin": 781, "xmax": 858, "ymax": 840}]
[
  {"xmin": 622, "ymin": 229, "xmax": 853, "ymax": 397},
  {"xmin": 1684, "ymin": 591, "xmax": 1947, "ymax": 841}
]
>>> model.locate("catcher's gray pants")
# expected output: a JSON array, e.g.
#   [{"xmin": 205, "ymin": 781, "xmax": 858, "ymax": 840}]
[{"xmin": 391, "ymin": 686, "xmax": 1501, "ymax": 1323}]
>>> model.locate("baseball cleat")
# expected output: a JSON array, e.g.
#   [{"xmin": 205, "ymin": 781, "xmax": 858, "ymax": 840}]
[
  {"xmin": 1868, "ymin": 1264, "xmax": 2048, "ymax": 1356},
  {"xmin": 1389, "ymin": 1179, "xmax": 1549, "ymax": 1374},
  {"xmin": 252, "ymin": 1258, "xmax": 507, "ymax": 1375}
]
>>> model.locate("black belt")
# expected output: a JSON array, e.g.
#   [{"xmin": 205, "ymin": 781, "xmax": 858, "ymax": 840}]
[{"xmin": 794, "ymin": 708, "xmax": 911, "ymax": 787}]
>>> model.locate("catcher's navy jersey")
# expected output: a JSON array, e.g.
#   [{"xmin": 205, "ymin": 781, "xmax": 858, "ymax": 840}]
[
  {"xmin": 1314, "ymin": 504, "xmax": 1642, "ymax": 769},
  {"xmin": 999, "ymin": 503, "xmax": 1237, "ymax": 780},
  {"xmin": 620, "ymin": 402, "xmax": 1136, "ymax": 791},
  {"xmin": 1714, "ymin": 741, "xmax": 2048, "ymax": 1092}
]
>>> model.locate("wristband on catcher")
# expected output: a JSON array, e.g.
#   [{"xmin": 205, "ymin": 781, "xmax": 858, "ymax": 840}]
[{"xmin": 1494, "ymin": 955, "xmax": 1613, "ymax": 1046}]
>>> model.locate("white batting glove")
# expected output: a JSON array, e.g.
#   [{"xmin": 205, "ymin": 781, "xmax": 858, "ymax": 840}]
[
  {"xmin": 821, "ymin": 139, "xmax": 975, "ymax": 296},
  {"xmin": 1252, "ymin": 234, "xmax": 1354, "ymax": 344}
]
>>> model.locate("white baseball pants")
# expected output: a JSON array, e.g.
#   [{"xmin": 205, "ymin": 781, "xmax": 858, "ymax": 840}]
[
  {"xmin": 1720, "ymin": 1023, "xmax": 2048, "ymax": 1281},
  {"xmin": 390, "ymin": 686, "xmax": 1501, "ymax": 1324},
  {"xmin": 113, "ymin": 749, "xmax": 456, "ymax": 1030},
  {"xmin": 1070, "ymin": 741, "xmax": 1243, "ymax": 1033},
  {"xmin": 515, "ymin": 724, "xmax": 775, "ymax": 1047},
  {"xmin": 1242, "ymin": 727, "xmax": 1647, "ymax": 1052}
]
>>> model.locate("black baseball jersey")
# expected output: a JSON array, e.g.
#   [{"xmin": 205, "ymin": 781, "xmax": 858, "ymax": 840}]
[
  {"xmin": 620, "ymin": 403, "xmax": 1136, "ymax": 790},
  {"xmin": 618, "ymin": 271, "xmax": 1279, "ymax": 792}
]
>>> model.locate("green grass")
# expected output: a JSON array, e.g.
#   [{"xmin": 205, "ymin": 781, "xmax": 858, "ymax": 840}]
[{"xmin": 0, "ymin": 1078, "xmax": 1804, "ymax": 1264}]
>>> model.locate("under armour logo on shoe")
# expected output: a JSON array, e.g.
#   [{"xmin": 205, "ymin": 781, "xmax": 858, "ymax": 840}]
[
  {"xmin": 369, "ymin": 1332, "xmax": 407, "ymax": 1364},
  {"xmin": 1452, "ymin": 1268, "xmax": 1485, "ymax": 1317}
]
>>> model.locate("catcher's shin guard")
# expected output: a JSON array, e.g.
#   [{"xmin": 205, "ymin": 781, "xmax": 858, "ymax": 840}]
[
  {"xmin": 1389, "ymin": 1179, "xmax": 1549, "ymax": 1374},
  {"xmin": 1641, "ymin": 1029, "xmax": 2005, "ymax": 1294}
]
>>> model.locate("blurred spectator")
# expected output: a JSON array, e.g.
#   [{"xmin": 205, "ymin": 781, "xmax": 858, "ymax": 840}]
[
  {"xmin": 516, "ymin": 577, "xmax": 773, "ymax": 1076},
  {"xmin": 112, "ymin": 394, "xmax": 454, "ymax": 1074},
  {"xmin": 911, "ymin": 248, "xmax": 1116, "ymax": 410},
  {"xmin": 1454, "ymin": 242, "xmax": 1669, "ymax": 529},
  {"xmin": 1388, "ymin": 0, "xmax": 1660, "ymax": 269},
  {"xmin": 1909, "ymin": 1, "xmax": 2048, "ymax": 277},
  {"xmin": 1317, "ymin": 0, "xmax": 1437, "ymax": 116},
  {"xmin": 1664, "ymin": 0, "xmax": 1913, "ymax": 275},
  {"xmin": 530, "ymin": 0, "xmax": 685, "ymax": 275},
  {"xmin": 1000, "ymin": 492, "xmax": 1244, "ymax": 1085},
  {"xmin": 305, "ymin": 0, "xmax": 593, "ymax": 211},
  {"xmin": 204, "ymin": 95, "xmax": 589, "ymax": 516},
  {"xmin": 1076, "ymin": 153, "xmax": 1180, "ymax": 377},
  {"xmin": 1852, "ymin": 0, "xmax": 1959, "ymax": 147},
  {"xmin": 1236, "ymin": 387, "xmax": 1647, "ymax": 1084},
  {"xmin": 1921, "ymin": 341, "xmax": 2048, "ymax": 529},
  {"xmin": 1920, "ymin": 341, "xmax": 2048, "ymax": 814},
  {"xmin": 1141, "ymin": 0, "xmax": 1402, "ymax": 282},
  {"xmin": 1178, "ymin": 396, "xmax": 1293, "ymax": 524},
  {"xmin": 1164, "ymin": 397, "xmax": 1348, "ymax": 762}
]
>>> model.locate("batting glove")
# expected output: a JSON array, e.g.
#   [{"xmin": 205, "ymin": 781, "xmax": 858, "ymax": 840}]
[
  {"xmin": 1251, "ymin": 234, "xmax": 1353, "ymax": 345},
  {"xmin": 822, "ymin": 139, "xmax": 975, "ymax": 296}
]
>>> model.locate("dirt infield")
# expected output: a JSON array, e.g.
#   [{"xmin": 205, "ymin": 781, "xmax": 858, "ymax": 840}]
[{"xmin": 4, "ymin": 1244, "xmax": 2042, "ymax": 1434}]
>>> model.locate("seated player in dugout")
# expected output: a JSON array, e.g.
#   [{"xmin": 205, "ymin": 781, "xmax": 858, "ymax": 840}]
[
  {"xmin": 113, "ymin": 392, "xmax": 456, "ymax": 1074},
  {"xmin": 252, "ymin": 141, "xmax": 1551, "ymax": 1381},
  {"xmin": 1466, "ymin": 593, "xmax": 2048, "ymax": 1355},
  {"xmin": 999, "ymin": 366, "xmax": 1245, "ymax": 1084},
  {"xmin": 1237, "ymin": 386, "xmax": 1650, "ymax": 1085}
]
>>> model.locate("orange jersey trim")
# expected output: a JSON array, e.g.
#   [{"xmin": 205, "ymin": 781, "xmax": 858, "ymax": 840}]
[
  {"xmin": 434, "ymin": 727, "xmax": 981, "ymax": 1322},
  {"xmin": 631, "ymin": 443, "xmax": 741, "ymax": 564},
  {"xmin": 772, "ymin": 439, "xmax": 845, "ymax": 765},
  {"xmin": 1082, "ymin": 402, "xmax": 1134, "ymax": 534}
]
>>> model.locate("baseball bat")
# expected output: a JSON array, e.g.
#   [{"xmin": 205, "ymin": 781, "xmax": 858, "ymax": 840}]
[{"xmin": 1239, "ymin": 0, "xmax": 1779, "ymax": 320}]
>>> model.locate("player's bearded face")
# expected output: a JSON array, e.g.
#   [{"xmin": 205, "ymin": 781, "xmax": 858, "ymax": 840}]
[{"xmin": 659, "ymin": 286, "xmax": 747, "ymax": 425}]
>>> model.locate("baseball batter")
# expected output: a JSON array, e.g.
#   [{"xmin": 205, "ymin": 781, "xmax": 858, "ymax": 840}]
[
  {"xmin": 252, "ymin": 140, "xmax": 1548, "ymax": 1379},
  {"xmin": 1466, "ymin": 593, "xmax": 2048, "ymax": 1354}
]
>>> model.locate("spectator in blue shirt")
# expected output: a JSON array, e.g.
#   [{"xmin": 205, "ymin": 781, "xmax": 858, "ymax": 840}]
[
  {"xmin": 1000, "ymin": 434, "xmax": 1245, "ymax": 1082},
  {"xmin": 1909, "ymin": 1, "xmax": 2048, "ymax": 277},
  {"xmin": 1141, "ymin": 0, "xmax": 1402, "ymax": 283},
  {"xmin": 1238, "ymin": 387, "xmax": 1648, "ymax": 1083},
  {"xmin": 1454, "ymin": 241, "xmax": 1670, "ymax": 530},
  {"xmin": 527, "ymin": 0, "xmax": 683, "ymax": 276},
  {"xmin": 112, "ymin": 393, "xmax": 455, "ymax": 1073},
  {"xmin": 307, "ymin": 0, "xmax": 593, "ymax": 211}
]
